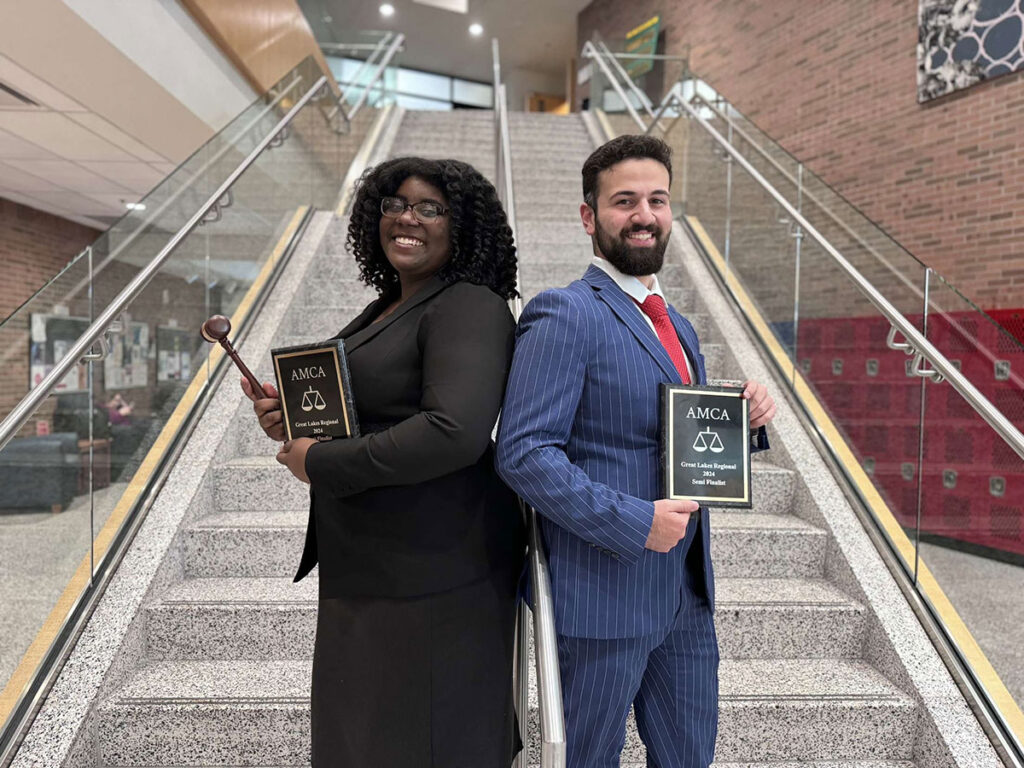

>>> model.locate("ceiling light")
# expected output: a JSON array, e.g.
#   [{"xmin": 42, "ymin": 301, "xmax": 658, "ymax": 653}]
[
  {"xmin": 469, "ymin": 22, "xmax": 483, "ymax": 36},
  {"xmin": 125, "ymin": 202, "xmax": 146, "ymax": 211},
  {"xmin": 380, "ymin": 3, "xmax": 395, "ymax": 16}
]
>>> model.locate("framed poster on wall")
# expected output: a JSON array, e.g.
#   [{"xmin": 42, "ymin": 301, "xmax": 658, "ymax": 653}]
[
  {"xmin": 156, "ymin": 326, "xmax": 192, "ymax": 382},
  {"xmin": 29, "ymin": 313, "xmax": 90, "ymax": 392},
  {"xmin": 104, "ymin": 320, "xmax": 150, "ymax": 390}
]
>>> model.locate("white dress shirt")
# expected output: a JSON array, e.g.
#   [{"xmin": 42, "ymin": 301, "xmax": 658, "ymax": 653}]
[{"xmin": 592, "ymin": 256, "xmax": 695, "ymax": 383}]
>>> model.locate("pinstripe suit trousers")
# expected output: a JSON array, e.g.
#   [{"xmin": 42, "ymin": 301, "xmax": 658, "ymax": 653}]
[{"xmin": 556, "ymin": 541, "xmax": 719, "ymax": 768}]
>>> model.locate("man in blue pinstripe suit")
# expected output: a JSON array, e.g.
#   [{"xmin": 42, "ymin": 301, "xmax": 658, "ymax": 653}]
[{"xmin": 497, "ymin": 135, "xmax": 775, "ymax": 767}]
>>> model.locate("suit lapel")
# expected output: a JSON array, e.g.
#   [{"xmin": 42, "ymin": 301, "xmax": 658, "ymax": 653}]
[
  {"xmin": 583, "ymin": 265, "xmax": 681, "ymax": 383},
  {"xmin": 333, "ymin": 298, "xmax": 386, "ymax": 341},
  {"xmin": 343, "ymin": 276, "xmax": 450, "ymax": 353}
]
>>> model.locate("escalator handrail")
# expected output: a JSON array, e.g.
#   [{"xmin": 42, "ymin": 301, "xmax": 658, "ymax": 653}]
[
  {"xmin": 492, "ymin": 38, "xmax": 566, "ymax": 768},
  {"xmin": 0, "ymin": 73, "xmax": 330, "ymax": 454}
]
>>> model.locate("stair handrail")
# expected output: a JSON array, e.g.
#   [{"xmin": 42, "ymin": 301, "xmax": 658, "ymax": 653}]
[
  {"xmin": 329, "ymin": 33, "xmax": 395, "ymax": 109},
  {"xmin": 343, "ymin": 32, "xmax": 404, "ymax": 124},
  {"xmin": 581, "ymin": 40, "xmax": 647, "ymax": 131},
  {"xmin": 0, "ymin": 72, "xmax": 330, "ymax": 454},
  {"xmin": 595, "ymin": 38, "xmax": 657, "ymax": 118},
  {"xmin": 661, "ymin": 85, "xmax": 1024, "ymax": 461},
  {"xmin": 669, "ymin": 86, "xmax": 1024, "ymax": 392},
  {"xmin": 581, "ymin": 46, "xmax": 1024, "ymax": 462},
  {"xmin": 493, "ymin": 37, "xmax": 567, "ymax": 768}
]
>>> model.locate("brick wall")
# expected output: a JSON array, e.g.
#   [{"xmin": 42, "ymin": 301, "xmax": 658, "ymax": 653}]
[
  {"xmin": 0, "ymin": 198, "xmax": 99, "ymax": 321},
  {"xmin": 579, "ymin": 0, "xmax": 1024, "ymax": 311}
]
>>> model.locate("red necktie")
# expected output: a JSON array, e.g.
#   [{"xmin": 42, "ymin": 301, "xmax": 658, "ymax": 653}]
[{"xmin": 636, "ymin": 294, "xmax": 691, "ymax": 384}]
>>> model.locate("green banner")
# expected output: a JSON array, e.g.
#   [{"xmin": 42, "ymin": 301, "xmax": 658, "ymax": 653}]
[{"xmin": 624, "ymin": 15, "xmax": 660, "ymax": 79}]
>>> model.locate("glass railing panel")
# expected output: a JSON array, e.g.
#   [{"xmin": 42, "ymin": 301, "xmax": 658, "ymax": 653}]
[
  {"xmin": 680, "ymin": 75, "xmax": 932, "ymax": 302},
  {"xmin": 919, "ymin": 276, "xmax": 1024, "ymax": 730},
  {"xmin": 722, "ymin": 158, "xmax": 801, "ymax": 357},
  {"xmin": 921, "ymin": 275, "xmax": 1024, "ymax": 561},
  {"xmin": 795, "ymin": 236, "xmax": 928, "ymax": 550},
  {"xmin": 0, "ymin": 54, "xmax": 351, "ymax": 748},
  {"xmin": 681, "ymin": 118, "xmax": 730, "ymax": 260},
  {"xmin": 0, "ymin": 278, "xmax": 96, "ymax": 733}
]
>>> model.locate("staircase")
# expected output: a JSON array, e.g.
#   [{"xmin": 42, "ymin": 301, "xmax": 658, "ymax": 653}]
[{"xmin": 9, "ymin": 110, "xmax": 1000, "ymax": 768}]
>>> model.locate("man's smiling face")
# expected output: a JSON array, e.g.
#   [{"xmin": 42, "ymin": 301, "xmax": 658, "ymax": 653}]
[{"xmin": 581, "ymin": 157, "xmax": 672, "ymax": 277}]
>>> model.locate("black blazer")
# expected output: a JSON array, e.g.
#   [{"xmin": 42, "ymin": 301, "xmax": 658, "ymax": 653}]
[{"xmin": 295, "ymin": 277, "xmax": 526, "ymax": 598}]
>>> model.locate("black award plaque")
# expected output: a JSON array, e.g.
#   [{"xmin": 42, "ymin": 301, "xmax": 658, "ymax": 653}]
[
  {"xmin": 660, "ymin": 384, "xmax": 751, "ymax": 508},
  {"xmin": 271, "ymin": 340, "xmax": 359, "ymax": 441}
]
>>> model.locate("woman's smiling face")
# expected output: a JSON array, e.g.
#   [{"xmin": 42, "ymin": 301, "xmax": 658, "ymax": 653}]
[{"xmin": 379, "ymin": 175, "xmax": 452, "ymax": 285}]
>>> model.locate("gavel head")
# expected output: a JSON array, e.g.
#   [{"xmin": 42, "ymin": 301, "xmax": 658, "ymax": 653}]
[{"xmin": 200, "ymin": 315, "xmax": 232, "ymax": 344}]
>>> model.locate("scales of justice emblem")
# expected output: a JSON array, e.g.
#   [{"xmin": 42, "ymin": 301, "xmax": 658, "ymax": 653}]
[
  {"xmin": 692, "ymin": 427, "xmax": 724, "ymax": 454},
  {"xmin": 301, "ymin": 386, "xmax": 327, "ymax": 412}
]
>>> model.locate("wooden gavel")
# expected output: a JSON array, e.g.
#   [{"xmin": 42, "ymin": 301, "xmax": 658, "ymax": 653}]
[{"xmin": 200, "ymin": 315, "xmax": 263, "ymax": 401}]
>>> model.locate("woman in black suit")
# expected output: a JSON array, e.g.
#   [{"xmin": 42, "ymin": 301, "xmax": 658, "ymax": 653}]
[{"xmin": 244, "ymin": 156, "xmax": 525, "ymax": 767}]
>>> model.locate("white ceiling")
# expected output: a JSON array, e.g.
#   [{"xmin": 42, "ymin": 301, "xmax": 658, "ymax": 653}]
[
  {"xmin": 0, "ymin": 0, "xmax": 255, "ymax": 229},
  {"xmin": 302, "ymin": 0, "xmax": 591, "ymax": 84}
]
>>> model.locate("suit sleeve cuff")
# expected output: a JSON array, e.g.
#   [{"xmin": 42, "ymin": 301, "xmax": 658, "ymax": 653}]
[{"xmin": 750, "ymin": 425, "xmax": 769, "ymax": 452}]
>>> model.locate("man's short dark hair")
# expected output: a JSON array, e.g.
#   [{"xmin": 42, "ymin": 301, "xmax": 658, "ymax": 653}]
[{"xmin": 582, "ymin": 135, "xmax": 673, "ymax": 210}]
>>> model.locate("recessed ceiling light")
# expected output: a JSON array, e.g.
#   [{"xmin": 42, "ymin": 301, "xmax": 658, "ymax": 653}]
[
  {"xmin": 468, "ymin": 22, "xmax": 483, "ymax": 36},
  {"xmin": 380, "ymin": 3, "xmax": 395, "ymax": 16},
  {"xmin": 125, "ymin": 202, "xmax": 146, "ymax": 211}
]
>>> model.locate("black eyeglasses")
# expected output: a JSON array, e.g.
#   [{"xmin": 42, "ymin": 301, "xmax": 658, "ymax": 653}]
[{"xmin": 380, "ymin": 196, "xmax": 448, "ymax": 223}]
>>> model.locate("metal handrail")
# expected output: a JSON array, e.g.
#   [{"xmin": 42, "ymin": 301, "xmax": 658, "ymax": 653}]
[
  {"xmin": 655, "ymin": 87, "xmax": 1024, "ymax": 460},
  {"xmin": 0, "ymin": 73, "xmax": 330, "ymax": 453},
  {"xmin": 595, "ymin": 39, "xmax": 656, "ymax": 117},
  {"xmin": 581, "ymin": 41, "xmax": 646, "ymax": 131},
  {"xmin": 345, "ymin": 33, "xmax": 404, "ymax": 123},
  {"xmin": 336, "ymin": 33, "xmax": 394, "ymax": 107},
  {"xmin": 582, "ymin": 45, "xmax": 1024, "ymax": 461},
  {"xmin": 0, "ymin": 72, "xmax": 305, "ymax": 344},
  {"xmin": 493, "ymin": 37, "xmax": 566, "ymax": 768},
  {"xmin": 678, "ymin": 87, "xmax": 1024, "ymax": 390}
]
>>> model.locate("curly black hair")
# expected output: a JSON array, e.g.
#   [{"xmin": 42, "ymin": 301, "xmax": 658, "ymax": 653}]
[{"xmin": 346, "ymin": 156, "xmax": 518, "ymax": 300}]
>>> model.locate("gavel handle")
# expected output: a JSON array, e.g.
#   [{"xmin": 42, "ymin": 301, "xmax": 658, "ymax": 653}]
[{"xmin": 219, "ymin": 340, "xmax": 264, "ymax": 401}]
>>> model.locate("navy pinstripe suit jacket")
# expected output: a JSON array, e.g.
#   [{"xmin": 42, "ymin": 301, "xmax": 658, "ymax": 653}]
[{"xmin": 497, "ymin": 264, "xmax": 717, "ymax": 640}]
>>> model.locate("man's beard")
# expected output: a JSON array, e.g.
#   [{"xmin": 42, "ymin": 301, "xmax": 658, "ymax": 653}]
[{"xmin": 593, "ymin": 217, "xmax": 670, "ymax": 276}]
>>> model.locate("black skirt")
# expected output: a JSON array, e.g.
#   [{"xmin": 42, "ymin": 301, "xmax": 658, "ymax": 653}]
[{"xmin": 310, "ymin": 567, "xmax": 522, "ymax": 767}]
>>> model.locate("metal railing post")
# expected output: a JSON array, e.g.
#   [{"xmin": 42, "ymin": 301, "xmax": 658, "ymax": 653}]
[{"xmin": 913, "ymin": 267, "xmax": 932, "ymax": 585}]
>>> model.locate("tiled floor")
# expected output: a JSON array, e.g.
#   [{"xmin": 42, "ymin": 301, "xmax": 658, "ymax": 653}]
[
  {"xmin": 920, "ymin": 541, "xmax": 1024, "ymax": 705},
  {"xmin": 0, "ymin": 482, "xmax": 126, "ymax": 688}
]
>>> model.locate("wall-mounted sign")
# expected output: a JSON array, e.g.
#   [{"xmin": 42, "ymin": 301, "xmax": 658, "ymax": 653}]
[{"xmin": 624, "ymin": 15, "xmax": 660, "ymax": 79}]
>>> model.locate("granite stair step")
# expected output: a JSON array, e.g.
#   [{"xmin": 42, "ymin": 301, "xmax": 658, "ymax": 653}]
[
  {"xmin": 213, "ymin": 456, "xmax": 307, "ymax": 511},
  {"xmin": 279, "ymin": 304, "xmax": 364, "ymax": 341},
  {"xmin": 147, "ymin": 577, "xmax": 316, "ymax": 660},
  {"xmin": 294, "ymin": 277, "xmax": 376, "ymax": 309},
  {"xmin": 710, "ymin": 512, "xmax": 827, "ymax": 578},
  {"xmin": 99, "ymin": 659, "xmax": 914, "ymax": 766},
  {"xmin": 520, "ymin": 657, "xmax": 915, "ymax": 764},
  {"xmin": 714, "ymin": 577, "xmax": 867, "ymax": 658},
  {"xmin": 146, "ymin": 575, "xmax": 861, "ymax": 662},
  {"xmin": 96, "ymin": 660, "xmax": 310, "ymax": 766},
  {"xmin": 183, "ymin": 509, "xmax": 306, "ymax": 578}
]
